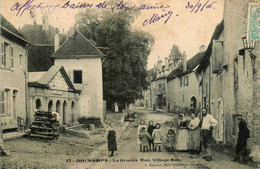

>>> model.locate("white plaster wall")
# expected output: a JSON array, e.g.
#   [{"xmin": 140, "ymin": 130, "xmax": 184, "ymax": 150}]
[
  {"xmin": 54, "ymin": 58, "xmax": 103, "ymax": 119},
  {"xmin": 0, "ymin": 36, "xmax": 27, "ymax": 127}
]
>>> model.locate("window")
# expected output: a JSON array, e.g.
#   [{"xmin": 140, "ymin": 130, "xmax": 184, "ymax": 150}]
[
  {"xmin": 19, "ymin": 54, "xmax": 23, "ymax": 66},
  {"xmin": 10, "ymin": 46, "xmax": 14, "ymax": 68},
  {"xmin": 0, "ymin": 91, "xmax": 4, "ymax": 114},
  {"xmin": 185, "ymin": 76, "xmax": 189, "ymax": 86},
  {"xmin": 179, "ymin": 77, "xmax": 182, "ymax": 87},
  {"xmin": 73, "ymin": 70, "xmax": 82, "ymax": 84},
  {"xmin": 1, "ymin": 42, "xmax": 9, "ymax": 67},
  {"xmin": 182, "ymin": 94, "xmax": 184, "ymax": 102},
  {"xmin": 162, "ymin": 83, "xmax": 165, "ymax": 92}
]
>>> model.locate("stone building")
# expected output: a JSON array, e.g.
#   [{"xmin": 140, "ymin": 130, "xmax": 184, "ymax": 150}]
[
  {"xmin": 197, "ymin": 21, "xmax": 225, "ymax": 142},
  {"xmin": 0, "ymin": 14, "xmax": 31, "ymax": 130},
  {"xmin": 221, "ymin": 0, "xmax": 260, "ymax": 149},
  {"xmin": 143, "ymin": 67, "xmax": 157, "ymax": 109},
  {"xmin": 197, "ymin": 0, "xmax": 260, "ymax": 150},
  {"xmin": 150, "ymin": 58, "xmax": 172, "ymax": 111},
  {"xmin": 52, "ymin": 30, "xmax": 105, "ymax": 119},
  {"xmin": 167, "ymin": 47, "xmax": 205, "ymax": 114},
  {"xmin": 28, "ymin": 66, "xmax": 80, "ymax": 125}
]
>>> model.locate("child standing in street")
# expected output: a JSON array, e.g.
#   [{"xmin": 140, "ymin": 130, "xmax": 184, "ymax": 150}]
[
  {"xmin": 152, "ymin": 123, "xmax": 163, "ymax": 152},
  {"xmin": 166, "ymin": 129, "xmax": 176, "ymax": 152},
  {"xmin": 139, "ymin": 127, "xmax": 151, "ymax": 152}
]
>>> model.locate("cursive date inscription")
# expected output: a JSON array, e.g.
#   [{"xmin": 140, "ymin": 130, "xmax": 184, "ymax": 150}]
[
  {"xmin": 186, "ymin": 0, "xmax": 216, "ymax": 13},
  {"xmin": 142, "ymin": 10, "xmax": 173, "ymax": 26}
]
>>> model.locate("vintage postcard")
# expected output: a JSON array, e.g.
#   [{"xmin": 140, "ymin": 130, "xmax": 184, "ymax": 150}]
[{"xmin": 1, "ymin": 0, "xmax": 260, "ymax": 168}]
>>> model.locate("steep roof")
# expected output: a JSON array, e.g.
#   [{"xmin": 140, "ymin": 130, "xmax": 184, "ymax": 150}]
[
  {"xmin": 167, "ymin": 51, "xmax": 206, "ymax": 79},
  {"xmin": 20, "ymin": 24, "xmax": 66, "ymax": 45},
  {"xmin": 146, "ymin": 68, "xmax": 157, "ymax": 81},
  {"xmin": 51, "ymin": 30, "xmax": 104, "ymax": 59},
  {"xmin": 0, "ymin": 14, "xmax": 30, "ymax": 44},
  {"xmin": 196, "ymin": 20, "xmax": 224, "ymax": 74},
  {"xmin": 28, "ymin": 66, "xmax": 80, "ymax": 92},
  {"xmin": 28, "ymin": 45, "xmax": 54, "ymax": 72}
]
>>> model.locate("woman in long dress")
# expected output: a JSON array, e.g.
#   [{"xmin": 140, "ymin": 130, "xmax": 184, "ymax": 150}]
[
  {"xmin": 106, "ymin": 122, "xmax": 117, "ymax": 157},
  {"xmin": 176, "ymin": 114, "xmax": 189, "ymax": 151}
]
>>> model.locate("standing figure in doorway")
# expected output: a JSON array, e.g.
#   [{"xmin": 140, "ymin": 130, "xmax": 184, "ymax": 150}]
[
  {"xmin": 232, "ymin": 114, "xmax": 250, "ymax": 164},
  {"xmin": 106, "ymin": 122, "xmax": 117, "ymax": 157}
]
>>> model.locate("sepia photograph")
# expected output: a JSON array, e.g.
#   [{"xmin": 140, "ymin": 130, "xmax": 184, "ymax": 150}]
[{"xmin": 1, "ymin": 0, "xmax": 260, "ymax": 168}]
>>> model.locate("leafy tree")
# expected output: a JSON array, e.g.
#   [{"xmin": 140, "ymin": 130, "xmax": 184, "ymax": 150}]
[
  {"xmin": 75, "ymin": 4, "xmax": 154, "ymax": 109},
  {"xmin": 169, "ymin": 44, "xmax": 184, "ymax": 62}
]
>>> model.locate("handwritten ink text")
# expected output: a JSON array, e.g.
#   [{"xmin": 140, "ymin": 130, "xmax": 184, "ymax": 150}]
[
  {"xmin": 11, "ymin": 0, "xmax": 60, "ymax": 17},
  {"xmin": 186, "ymin": 0, "xmax": 216, "ymax": 13},
  {"xmin": 143, "ymin": 10, "xmax": 173, "ymax": 26}
]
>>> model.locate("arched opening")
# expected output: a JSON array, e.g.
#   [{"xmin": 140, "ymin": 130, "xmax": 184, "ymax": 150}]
[
  {"xmin": 35, "ymin": 98, "xmax": 42, "ymax": 111},
  {"xmin": 190, "ymin": 96, "xmax": 197, "ymax": 113},
  {"xmin": 71, "ymin": 101, "xmax": 75, "ymax": 123},
  {"xmin": 48, "ymin": 100, "xmax": 53, "ymax": 112},
  {"xmin": 63, "ymin": 101, "xmax": 67, "ymax": 124},
  {"xmin": 56, "ymin": 100, "xmax": 61, "ymax": 113}
]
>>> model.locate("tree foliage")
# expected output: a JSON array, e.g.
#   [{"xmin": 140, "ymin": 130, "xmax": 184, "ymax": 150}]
[
  {"xmin": 169, "ymin": 44, "xmax": 184, "ymax": 62},
  {"xmin": 75, "ymin": 5, "xmax": 154, "ymax": 108}
]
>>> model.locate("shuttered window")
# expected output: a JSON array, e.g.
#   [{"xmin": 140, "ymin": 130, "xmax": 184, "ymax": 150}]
[
  {"xmin": 0, "ymin": 91, "xmax": 4, "ymax": 114},
  {"xmin": 10, "ymin": 46, "xmax": 14, "ymax": 68}
]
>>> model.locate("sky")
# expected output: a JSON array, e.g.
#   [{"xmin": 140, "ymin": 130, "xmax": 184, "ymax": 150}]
[{"xmin": 1, "ymin": 0, "xmax": 224, "ymax": 69}]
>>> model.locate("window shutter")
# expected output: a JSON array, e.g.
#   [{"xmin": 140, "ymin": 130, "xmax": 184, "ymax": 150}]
[
  {"xmin": 0, "ymin": 91, "xmax": 4, "ymax": 114},
  {"xmin": 186, "ymin": 76, "xmax": 189, "ymax": 86},
  {"xmin": 10, "ymin": 46, "xmax": 14, "ymax": 68},
  {"xmin": 1, "ymin": 43, "xmax": 3, "ymax": 65},
  {"xmin": 83, "ymin": 71, "xmax": 87, "ymax": 85}
]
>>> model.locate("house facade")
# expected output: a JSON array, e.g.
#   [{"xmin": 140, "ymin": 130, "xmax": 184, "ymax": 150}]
[
  {"xmin": 28, "ymin": 66, "xmax": 80, "ymax": 125},
  {"xmin": 222, "ymin": 0, "xmax": 260, "ymax": 149},
  {"xmin": 197, "ymin": 21, "xmax": 225, "ymax": 142},
  {"xmin": 197, "ymin": 0, "xmax": 260, "ymax": 150},
  {"xmin": 52, "ymin": 30, "xmax": 104, "ymax": 119},
  {"xmin": 167, "ymin": 47, "xmax": 205, "ymax": 114},
  {"xmin": 0, "ymin": 15, "xmax": 31, "ymax": 130}
]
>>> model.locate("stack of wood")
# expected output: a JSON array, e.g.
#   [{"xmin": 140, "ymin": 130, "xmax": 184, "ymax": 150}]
[{"xmin": 30, "ymin": 111, "xmax": 60, "ymax": 139}]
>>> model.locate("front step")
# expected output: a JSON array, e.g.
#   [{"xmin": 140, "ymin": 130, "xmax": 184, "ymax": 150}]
[{"xmin": 3, "ymin": 132, "xmax": 26, "ymax": 141}]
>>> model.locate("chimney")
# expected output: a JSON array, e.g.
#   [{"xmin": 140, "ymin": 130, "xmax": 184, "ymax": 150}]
[
  {"xmin": 157, "ymin": 59, "xmax": 162, "ymax": 72},
  {"xmin": 199, "ymin": 45, "xmax": 206, "ymax": 53},
  {"xmin": 42, "ymin": 15, "xmax": 49, "ymax": 31},
  {"xmin": 165, "ymin": 57, "xmax": 169, "ymax": 70},
  {"xmin": 183, "ymin": 51, "xmax": 187, "ymax": 72},
  {"xmin": 54, "ymin": 28, "xmax": 59, "ymax": 52},
  {"xmin": 153, "ymin": 64, "xmax": 157, "ymax": 73}
]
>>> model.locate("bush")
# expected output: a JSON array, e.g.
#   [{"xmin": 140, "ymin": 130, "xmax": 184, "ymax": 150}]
[{"xmin": 78, "ymin": 116, "xmax": 103, "ymax": 128}]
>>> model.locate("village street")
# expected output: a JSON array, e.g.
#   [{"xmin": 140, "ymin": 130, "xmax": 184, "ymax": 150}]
[{"xmin": 71, "ymin": 107, "xmax": 255, "ymax": 169}]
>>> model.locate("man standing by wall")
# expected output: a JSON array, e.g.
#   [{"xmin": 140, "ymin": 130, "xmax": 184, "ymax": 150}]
[
  {"xmin": 232, "ymin": 114, "xmax": 250, "ymax": 164},
  {"xmin": 200, "ymin": 108, "xmax": 217, "ymax": 161}
]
